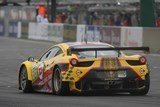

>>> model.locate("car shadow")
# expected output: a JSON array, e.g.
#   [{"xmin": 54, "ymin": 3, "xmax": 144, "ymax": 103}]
[{"xmin": 20, "ymin": 91, "xmax": 150, "ymax": 97}]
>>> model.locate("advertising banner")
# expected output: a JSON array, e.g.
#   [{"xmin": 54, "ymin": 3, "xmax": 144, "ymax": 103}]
[
  {"xmin": 0, "ymin": 7, "xmax": 5, "ymax": 20},
  {"xmin": 21, "ymin": 22, "xmax": 29, "ymax": 39},
  {"xmin": 76, "ymin": 25, "xmax": 86, "ymax": 42},
  {"xmin": 101, "ymin": 27, "xmax": 121, "ymax": 46},
  {"xmin": 0, "ymin": 7, "xmax": 5, "ymax": 36},
  {"xmin": 85, "ymin": 25, "xmax": 101, "ymax": 42},
  {"xmin": 48, "ymin": 23, "xmax": 63, "ymax": 42},
  {"xmin": 0, "ymin": 20, "xmax": 4, "ymax": 36},
  {"xmin": 7, "ymin": 6, "xmax": 36, "ymax": 21},
  {"xmin": 28, "ymin": 23, "xmax": 49, "ymax": 41},
  {"xmin": 17, "ymin": 22, "xmax": 21, "ymax": 38},
  {"xmin": 63, "ymin": 24, "xmax": 77, "ymax": 42},
  {"xmin": 8, "ymin": 7, "xmax": 19, "ymax": 20},
  {"xmin": 28, "ymin": 23, "xmax": 35, "ymax": 39},
  {"xmin": 121, "ymin": 27, "xmax": 143, "ymax": 47},
  {"xmin": 21, "ymin": 7, "xmax": 36, "ymax": 22},
  {"xmin": 8, "ymin": 21, "xmax": 18, "ymax": 37}
]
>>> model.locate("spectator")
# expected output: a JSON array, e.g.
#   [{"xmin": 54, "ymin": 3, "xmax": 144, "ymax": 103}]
[
  {"xmin": 107, "ymin": 15, "xmax": 115, "ymax": 26},
  {"xmin": 114, "ymin": 14, "xmax": 121, "ymax": 26},
  {"xmin": 131, "ymin": 14, "xmax": 138, "ymax": 26},
  {"xmin": 127, "ymin": 13, "xmax": 132, "ymax": 26},
  {"xmin": 60, "ymin": 12, "xmax": 67, "ymax": 23},
  {"xmin": 36, "ymin": 5, "xmax": 46, "ymax": 23},
  {"xmin": 36, "ymin": 13, "xmax": 44, "ymax": 23},
  {"xmin": 156, "ymin": 17, "xmax": 160, "ymax": 27},
  {"xmin": 65, "ymin": 13, "xmax": 72, "ymax": 24},
  {"xmin": 54, "ymin": 14, "xmax": 62, "ymax": 23},
  {"xmin": 84, "ymin": 12, "xmax": 91, "ymax": 25},
  {"xmin": 42, "ymin": 14, "xmax": 49, "ymax": 23},
  {"xmin": 71, "ymin": 14, "xmax": 77, "ymax": 24},
  {"xmin": 121, "ymin": 14, "xmax": 128, "ymax": 26}
]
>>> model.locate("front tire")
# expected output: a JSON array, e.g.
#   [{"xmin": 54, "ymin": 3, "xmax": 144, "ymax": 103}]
[
  {"xmin": 19, "ymin": 66, "xmax": 33, "ymax": 93},
  {"xmin": 52, "ymin": 67, "xmax": 70, "ymax": 95},
  {"xmin": 130, "ymin": 74, "xmax": 150, "ymax": 96}
]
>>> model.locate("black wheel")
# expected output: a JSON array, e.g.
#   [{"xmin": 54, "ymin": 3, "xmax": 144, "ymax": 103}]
[
  {"xmin": 130, "ymin": 74, "xmax": 150, "ymax": 96},
  {"xmin": 52, "ymin": 67, "xmax": 70, "ymax": 95},
  {"xmin": 19, "ymin": 66, "xmax": 33, "ymax": 93}
]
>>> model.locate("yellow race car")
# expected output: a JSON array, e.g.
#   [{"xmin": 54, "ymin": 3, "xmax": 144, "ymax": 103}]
[{"xmin": 18, "ymin": 42, "xmax": 150, "ymax": 95}]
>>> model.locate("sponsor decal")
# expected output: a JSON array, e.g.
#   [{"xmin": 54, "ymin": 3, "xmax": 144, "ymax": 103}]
[
  {"xmin": 32, "ymin": 64, "xmax": 39, "ymax": 81},
  {"xmin": 139, "ymin": 68, "xmax": 145, "ymax": 74},
  {"xmin": 103, "ymin": 58, "xmax": 120, "ymax": 70},
  {"xmin": 76, "ymin": 70, "xmax": 82, "ymax": 76},
  {"xmin": 61, "ymin": 69, "xmax": 75, "ymax": 81}
]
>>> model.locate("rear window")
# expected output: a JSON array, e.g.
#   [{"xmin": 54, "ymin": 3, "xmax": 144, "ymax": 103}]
[{"xmin": 76, "ymin": 50, "xmax": 118, "ymax": 58}]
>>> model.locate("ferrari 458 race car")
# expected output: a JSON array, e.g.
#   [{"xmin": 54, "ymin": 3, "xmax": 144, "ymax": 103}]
[{"xmin": 18, "ymin": 42, "xmax": 150, "ymax": 95}]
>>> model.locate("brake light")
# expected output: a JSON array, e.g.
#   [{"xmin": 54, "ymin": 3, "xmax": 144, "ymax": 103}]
[
  {"xmin": 70, "ymin": 58, "xmax": 78, "ymax": 66},
  {"xmin": 139, "ymin": 56, "xmax": 146, "ymax": 64}
]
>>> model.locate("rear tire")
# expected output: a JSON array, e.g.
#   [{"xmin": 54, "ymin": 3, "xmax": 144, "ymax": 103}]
[
  {"xmin": 52, "ymin": 67, "xmax": 70, "ymax": 95},
  {"xmin": 130, "ymin": 74, "xmax": 150, "ymax": 96},
  {"xmin": 19, "ymin": 66, "xmax": 33, "ymax": 93}
]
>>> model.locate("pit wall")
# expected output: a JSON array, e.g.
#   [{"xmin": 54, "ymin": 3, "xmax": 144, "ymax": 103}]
[
  {"xmin": 2, "ymin": 22, "xmax": 160, "ymax": 53},
  {"xmin": 26, "ymin": 23, "xmax": 144, "ymax": 47}
]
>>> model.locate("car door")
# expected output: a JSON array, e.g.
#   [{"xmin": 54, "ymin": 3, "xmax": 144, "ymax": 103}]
[
  {"xmin": 43, "ymin": 47, "xmax": 64, "ymax": 70},
  {"xmin": 32, "ymin": 46, "xmax": 63, "ymax": 86}
]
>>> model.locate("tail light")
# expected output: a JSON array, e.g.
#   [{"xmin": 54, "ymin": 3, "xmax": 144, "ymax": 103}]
[
  {"xmin": 70, "ymin": 58, "xmax": 78, "ymax": 66},
  {"xmin": 139, "ymin": 56, "xmax": 147, "ymax": 64}
]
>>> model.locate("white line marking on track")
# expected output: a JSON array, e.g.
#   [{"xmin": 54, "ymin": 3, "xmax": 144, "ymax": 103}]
[{"xmin": 153, "ymin": 66, "xmax": 160, "ymax": 69}]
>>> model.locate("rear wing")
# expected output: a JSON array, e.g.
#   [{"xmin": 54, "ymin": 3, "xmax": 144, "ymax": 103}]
[{"xmin": 67, "ymin": 47, "xmax": 150, "ymax": 57}]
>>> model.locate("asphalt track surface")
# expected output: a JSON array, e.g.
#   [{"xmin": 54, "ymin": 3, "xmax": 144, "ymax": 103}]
[{"xmin": 0, "ymin": 37, "xmax": 160, "ymax": 107}]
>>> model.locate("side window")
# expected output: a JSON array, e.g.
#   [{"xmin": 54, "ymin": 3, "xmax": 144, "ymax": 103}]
[
  {"xmin": 47, "ymin": 48, "xmax": 59, "ymax": 59},
  {"xmin": 54, "ymin": 49, "xmax": 63, "ymax": 57},
  {"xmin": 39, "ymin": 50, "xmax": 52, "ymax": 61},
  {"xmin": 39, "ymin": 47, "xmax": 63, "ymax": 61}
]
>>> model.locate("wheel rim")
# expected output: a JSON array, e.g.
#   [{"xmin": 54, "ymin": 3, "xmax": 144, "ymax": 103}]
[
  {"xmin": 20, "ymin": 67, "xmax": 27, "ymax": 90},
  {"xmin": 54, "ymin": 68, "xmax": 62, "ymax": 92}
]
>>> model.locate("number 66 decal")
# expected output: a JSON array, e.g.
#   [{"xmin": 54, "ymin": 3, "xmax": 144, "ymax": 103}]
[{"xmin": 38, "ymin": 63, "xmax": 45, "ymax": 80}]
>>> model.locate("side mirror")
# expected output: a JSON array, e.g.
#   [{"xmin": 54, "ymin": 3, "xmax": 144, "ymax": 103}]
[{"xmin": 28, "ymin": 57, "xmax": 35, "ymax": 62}]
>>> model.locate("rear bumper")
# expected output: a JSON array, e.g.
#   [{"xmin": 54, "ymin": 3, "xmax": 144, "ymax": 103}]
[
  {"xmin": 74, "ymin": 68, "xmax": 146, "ymax": 92},
  {"xmin": 75, "ymin": 79, "xmax": 146, "ymax": 92}
]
